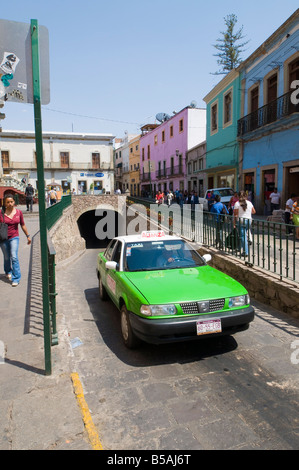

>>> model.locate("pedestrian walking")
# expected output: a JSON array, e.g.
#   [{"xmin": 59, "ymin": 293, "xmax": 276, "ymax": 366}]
[
  {"xmin": 210, "ymin": 194, "xmax": 229, "ymax": 249},
  {"xmin": 229, "ymin": 191, "xmax": 238, "ymax": 216},
  {"xmin": 167, "ymin": 190, "xmax": 173, "ymax": 207},
  {"xmin": 269, "ymin": 188, "xmax": 281, "ymax": 213},
  {"xmin": 285, "ymin": 193, "xmax": 296, "ymax": 234},
  {"xmin": 233, "ymin": 191, "xmax": 256, "ymax": 257},
  {"xmin": 0, "ymin": 194, "xmax": 31, "ymax": 287},
  {"xmin": 25, "ymin": 183, "xmax": 34, "ymax": 212},
  {"xmin": 49, "ymin": 187, "xmax": 57, "ymax": 205},
  {"xmin": 291, "ymin": 198, "xmax": 299, "ymax": 240}
]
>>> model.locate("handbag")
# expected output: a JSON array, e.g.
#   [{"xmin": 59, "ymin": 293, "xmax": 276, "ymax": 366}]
[
  {"xmin": 225, "ymin": 227, "xmax": 240, "ymax": 251},
  {"xmin": 0, "ymin": 209, "xmax": 8, "ymax": 243}
]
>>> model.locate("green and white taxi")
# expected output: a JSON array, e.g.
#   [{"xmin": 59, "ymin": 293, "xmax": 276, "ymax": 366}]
[{"xmin": 97, "ymin": 231, "xmax": 254, "ymax": 348}]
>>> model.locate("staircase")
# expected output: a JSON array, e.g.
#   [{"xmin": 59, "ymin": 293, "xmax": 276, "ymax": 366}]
[{"xmin": 0, "ymin": 175, "xmax": 27, "ymax": 204}]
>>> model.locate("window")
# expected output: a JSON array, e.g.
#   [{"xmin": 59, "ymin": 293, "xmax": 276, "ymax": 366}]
[
  {"xmin": 92, "ymin": 152, "xmax": 100, "ymax": 169},
  {"xmin": 250, "ymin": 86, "xmax": 259, "ymax": 113},
  {"xmin": 289, "ymin": 57, "xmax": 299, "ymax": 89},
  {"xmin": 1, "ymin": 151, "xmax": 9, "ymax": 168},
  {"xmin": 170, "ymin": 125, "xmax": 173, "ymax": 137},
  {"xmin": 154, "ymin": 135, "xmax": 158, "ymax": 145},
  {"xmin": 267, "ymin": 74, "xmax": 277, "ymax": 103},
  {"xmin": 162, "ymin": 130, "xmax": 165, "ymax": 142},
  {"xmin": 147, "ymin": 144, "xmax": 150, "ymax": 159},
  {"xmin": 224, "ymin": 90, "xmax": 232, "ymax": 125},
  {"xmin": 211, "ymin": 102, "xmax": 218, "ymax": 133},
  {"xmin": 142, "ymin": 147, "xmax": 145, "ymax": 161},
  {"xmin": 60, "ymin": 152, "xmax": 69, "ymax": 168},
  {"xmin": 179, "ymin": 119, "xmax": 184, "ymax": 133}
]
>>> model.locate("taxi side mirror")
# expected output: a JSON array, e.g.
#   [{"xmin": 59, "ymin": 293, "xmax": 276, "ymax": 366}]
[
  {"xmin": 202, "ymin": 254, "xmax": 212, "ymax": 263},
  {"xmin": 106, "ymin": 261, "xmax": 118, "ymax": 270}
]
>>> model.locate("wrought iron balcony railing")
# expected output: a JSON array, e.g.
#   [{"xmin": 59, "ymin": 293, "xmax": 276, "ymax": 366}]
[
  {"xmin": 237, "ymin": 90, "xmax": 299, "ymax": 137},
  {"xmin": 156, "ymin": 165, "xmax": 184, "ymax": 179}
]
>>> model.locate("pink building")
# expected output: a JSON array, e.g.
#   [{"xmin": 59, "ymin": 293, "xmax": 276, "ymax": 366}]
[{"xmin": 140, "ymin": 106, "xmax": 206, "ymax": 196}]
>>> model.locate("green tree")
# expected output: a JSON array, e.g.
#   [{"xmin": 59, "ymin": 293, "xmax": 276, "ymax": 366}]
[{"xmin": 212, "ymin": 14, "xmax": 249, "ymax": 75}]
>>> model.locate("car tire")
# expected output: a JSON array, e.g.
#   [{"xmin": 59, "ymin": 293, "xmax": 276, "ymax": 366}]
[
  {"xmin": 99, "ymin": 276, "xmax": 108, "ymax": 301},
  {"xmin": 120, "ymin": 305, "xmax": 140, "ymax": 349}
]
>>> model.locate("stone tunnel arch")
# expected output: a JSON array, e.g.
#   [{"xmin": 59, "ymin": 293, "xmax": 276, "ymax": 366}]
[
  {"xmin": 72, "ymin": 196, "xmax": 127, "ymax": 249},
  {"xmin": 77, "ymin": 208, "xmax": 125, "ymax": 248}
]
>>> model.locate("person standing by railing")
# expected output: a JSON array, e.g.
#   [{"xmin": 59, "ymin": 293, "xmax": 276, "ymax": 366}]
[
  {"xmin": 210, "ymin": 194, "xmax": 229, "ymax": 249},
  {"xmin": 233, "ymin": 191, "xmax": 256, "ymax": 257},
  {"xmin": 285, "ymin": 194, "xmax": 296, "ymax": 235},
  {"xmin": 291, "ymin": 198, "xmax": 299, "ymax": 240}
]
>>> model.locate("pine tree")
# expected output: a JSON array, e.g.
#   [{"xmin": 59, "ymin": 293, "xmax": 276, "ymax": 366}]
[{"xmin": 212, "ymin": 14, "xmax": 249, "ymax": 75}]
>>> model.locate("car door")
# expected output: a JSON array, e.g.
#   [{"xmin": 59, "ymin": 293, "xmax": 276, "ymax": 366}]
[
  {"xmin": 99, "ymin": 239, "xmax": 118, "ymax": 289},
  {"xmin": 105, "ymin": 240, "xmax": 122, "ymax": 303}
]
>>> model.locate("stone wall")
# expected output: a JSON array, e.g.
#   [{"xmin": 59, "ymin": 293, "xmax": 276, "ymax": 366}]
[
  {"xmin": 199, "ymin": 246, "xmax": 299, "ymax": 319},
  {"xmin": 48, "ymin": 194, "xmax": 127, "ymax": 263},
  {"xmin": 49, "ymin": 205, "xmax": 85, "ymax": 263},
  {"xmin": 71, "ymin": 194, "xmax": 127, "ymax": 221}
]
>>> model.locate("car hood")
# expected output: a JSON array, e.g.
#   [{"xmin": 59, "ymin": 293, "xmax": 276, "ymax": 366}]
[{"xmin": 124, "ymin": 266, "xmax": 246, "ymax": 304}]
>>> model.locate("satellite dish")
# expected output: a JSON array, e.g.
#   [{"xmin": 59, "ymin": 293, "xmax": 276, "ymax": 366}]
[
  {"xmin": 156, "ymin": 113, "xmax": 171, "ymax": 123},
  {"xmin": 190, "ymin": 100, "xmax": 197, "ymax": 108}
]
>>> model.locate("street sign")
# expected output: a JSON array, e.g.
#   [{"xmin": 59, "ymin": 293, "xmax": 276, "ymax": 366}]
[{"xmin": 0, "ymin": 19, "xmax": 50, "ymax": 104}]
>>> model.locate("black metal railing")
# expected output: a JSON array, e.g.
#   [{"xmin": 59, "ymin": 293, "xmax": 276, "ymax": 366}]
[
  {"xmin": 127, "ymin": 197, "xmax": 298, "ymax": 282},
  {"xmin": 156, "ymin": 165, "xmax": 184, "ymax": 179},
  {"xmin": 238, "ymin": 90, "xmax": 299, "ymax": 136}
]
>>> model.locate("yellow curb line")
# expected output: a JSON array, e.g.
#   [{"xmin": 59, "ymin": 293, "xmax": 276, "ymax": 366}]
[{"xmin": 71, "ymin": 372, "xmax": 103, "ymax": 450}]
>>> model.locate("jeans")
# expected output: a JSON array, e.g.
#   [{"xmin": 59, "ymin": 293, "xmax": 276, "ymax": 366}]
[
  {"xmin": 239, "ymin": 220, "xmax": 250, "ymax": 256},
  {"xmin": 0, "ymin": 236, "xmax": 21, "ymax": 283}
]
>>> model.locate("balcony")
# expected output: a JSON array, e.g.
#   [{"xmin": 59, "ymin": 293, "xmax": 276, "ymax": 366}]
[
  {"xmin": 237, "ymin": 90, "xmax": 299, "ymax": 137},
  {"xmin": 156, "ymin": 165, "xmax": 184, "ymax": 179}
]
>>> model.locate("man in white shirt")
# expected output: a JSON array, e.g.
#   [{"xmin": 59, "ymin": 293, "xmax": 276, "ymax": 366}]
[{"xmin": 269, "ymin": 188, "xmax": 280, "ymax": 213}]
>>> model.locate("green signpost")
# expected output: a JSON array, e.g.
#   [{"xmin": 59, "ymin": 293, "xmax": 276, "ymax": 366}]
[
  {"xmin": 0, "ymin": 18, "xmax": 52, "ymax": 374},
  {"xmin": 31, "ymin": 19, "xmax": 52, "ymax": 375}
]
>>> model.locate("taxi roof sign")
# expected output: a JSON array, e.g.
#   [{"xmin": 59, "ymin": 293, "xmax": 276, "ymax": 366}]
[{"xmin": 141, "ymin": 231, "xmax": 165, "ymax": 238}]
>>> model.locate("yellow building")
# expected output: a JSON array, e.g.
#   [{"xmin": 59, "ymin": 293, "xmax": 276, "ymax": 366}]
[{"xmin": 129, "ymin": 135, "xmax": 141, "ymax": 196}]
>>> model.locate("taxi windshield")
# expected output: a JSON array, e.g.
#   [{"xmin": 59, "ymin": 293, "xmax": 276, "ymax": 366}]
[{"xmin": 124, "ymin": 239, "xmax": 205, "ymax": 272}]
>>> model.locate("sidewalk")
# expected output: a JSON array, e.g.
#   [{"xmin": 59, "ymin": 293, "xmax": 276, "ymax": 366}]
[{"xmin": 0, "ymin": 211, "xmax": 92, "ymax": 450}]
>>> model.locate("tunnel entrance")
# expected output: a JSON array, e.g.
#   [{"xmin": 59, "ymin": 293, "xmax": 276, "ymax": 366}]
[{"xmin": 77, "ymin": 209, "xmax": 121, "ymax": 249}]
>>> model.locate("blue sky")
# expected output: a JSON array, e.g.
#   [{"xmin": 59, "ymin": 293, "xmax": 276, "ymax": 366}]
[{"xmin": 1, "ymin": 0, "xmax": 298, "ymax": 137}]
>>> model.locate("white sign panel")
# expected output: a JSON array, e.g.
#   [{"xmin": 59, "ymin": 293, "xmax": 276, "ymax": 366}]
[{"xmin": 0, "ymin": 19, "xmax": 50, "ymax": 104}]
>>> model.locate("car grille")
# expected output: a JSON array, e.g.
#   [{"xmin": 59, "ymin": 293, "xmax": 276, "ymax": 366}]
[{"xmin": 180, "ymin": 298, "xmax": 225, "ymax": 314}]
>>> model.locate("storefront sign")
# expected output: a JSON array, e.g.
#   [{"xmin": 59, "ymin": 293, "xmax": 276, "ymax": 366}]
[{"xmin": 79, "ymin": 172, "xmax": 104, "ymax": 177}]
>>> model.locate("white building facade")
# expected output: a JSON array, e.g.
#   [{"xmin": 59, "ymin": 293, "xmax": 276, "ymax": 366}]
[{"xmin": 0, "ymin": 130, "xmax": 115, "ymax": 194}]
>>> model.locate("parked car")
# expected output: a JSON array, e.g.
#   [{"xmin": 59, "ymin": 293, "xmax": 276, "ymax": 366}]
[
  {"xmin": 96, "ymin": 230, "xmax": 254, "ymax": 348},
  {"xmin": 198, "ymin": 188, "xmax": 234, "ymax": 211}
]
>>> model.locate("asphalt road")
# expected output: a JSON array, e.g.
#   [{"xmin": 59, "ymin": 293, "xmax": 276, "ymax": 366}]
[{"xmin": 56, "ymin": 248, "xmax": 299, "ymax": 450}]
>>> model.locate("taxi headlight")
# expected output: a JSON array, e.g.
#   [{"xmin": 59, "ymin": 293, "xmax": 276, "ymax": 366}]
[
  {"xmin": 140, "ymin": 304, "xmax": 177, "ymax": 316},
  {"xmin": 229, "ymin": 295, "xmax": 249, "ymax": 308}
]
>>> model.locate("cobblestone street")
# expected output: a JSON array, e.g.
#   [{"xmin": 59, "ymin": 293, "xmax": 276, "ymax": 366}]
[{"xmin": 56, "ymin": 247, "xmax": 299, "ymax": 450}]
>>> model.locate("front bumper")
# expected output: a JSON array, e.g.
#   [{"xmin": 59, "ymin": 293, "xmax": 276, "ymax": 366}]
[{"xmin": 129, "ymin": 306, "xmax": 254, "ymax": 344}]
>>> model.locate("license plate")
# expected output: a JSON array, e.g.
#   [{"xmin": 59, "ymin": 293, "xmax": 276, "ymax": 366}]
[{"xmin": 196, "ymin": 318, "xmax": 222, "ymax": 335}]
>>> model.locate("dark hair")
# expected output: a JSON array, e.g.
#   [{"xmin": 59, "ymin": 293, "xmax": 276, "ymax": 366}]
[
  {"xmin": 2, "ymin": 193, "xmax": 15, "ymax": 210},
  {"xmin": 215, "ymin": 194, "xmax": 221, "ymax": 202},
  {"xmin": 238, "ymin": 191, "xmax": 247, "ymax": 211}
]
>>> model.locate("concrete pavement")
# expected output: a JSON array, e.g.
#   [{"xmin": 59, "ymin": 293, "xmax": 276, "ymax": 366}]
[{"xmin": 0, "ymin": 209, "xmax": 92, "ymax": 450}]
